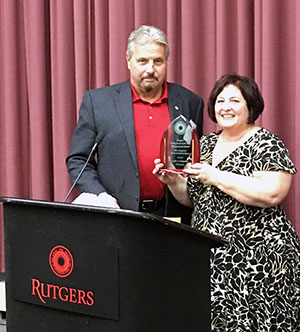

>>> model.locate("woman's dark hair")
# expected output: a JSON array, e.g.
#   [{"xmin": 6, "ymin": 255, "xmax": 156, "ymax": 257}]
[{"xmin": 207, "ymin": 73, "xmax": 264, "ymax": 124}]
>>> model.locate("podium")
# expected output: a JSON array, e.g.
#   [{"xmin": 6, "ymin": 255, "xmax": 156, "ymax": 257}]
[{"xmin": 1, "ymin": 197, "xmax": 227, "ymax": 332}]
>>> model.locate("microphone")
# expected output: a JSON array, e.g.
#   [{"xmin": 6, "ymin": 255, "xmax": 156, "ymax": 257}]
[{"xmin": 63, "ymin": 134, "xmax": 101, "ymax": 203}]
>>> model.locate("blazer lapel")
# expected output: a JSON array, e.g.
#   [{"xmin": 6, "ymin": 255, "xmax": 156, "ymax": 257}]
[
  {"xmin": 113, "ymin": 81, "xmax": 138, "ymax": 168},
  {"xmin": 167, "ymin": 83, "xmax": 184, "ymax": 121}
]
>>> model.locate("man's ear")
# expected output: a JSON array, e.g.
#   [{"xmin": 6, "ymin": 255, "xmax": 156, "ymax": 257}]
[{"xmin": 126, "ymin": 56, "xmax": 131, "ymax": 70}]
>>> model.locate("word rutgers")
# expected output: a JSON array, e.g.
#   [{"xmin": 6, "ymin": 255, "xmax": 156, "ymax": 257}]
[{"xmin": 31, "ymin": 278, "xmax": 94, "ymax": 306}]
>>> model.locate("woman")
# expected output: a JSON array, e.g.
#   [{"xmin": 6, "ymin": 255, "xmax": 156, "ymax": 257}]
[{"xmin": 153, "ymin": 73, "xmax": 300, "ymax": 331}]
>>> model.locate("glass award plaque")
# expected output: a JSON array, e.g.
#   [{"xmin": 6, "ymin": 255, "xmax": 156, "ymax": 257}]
[{"xmin": 160, "ymin": 115, "xmax": 200, "ymax": 173}]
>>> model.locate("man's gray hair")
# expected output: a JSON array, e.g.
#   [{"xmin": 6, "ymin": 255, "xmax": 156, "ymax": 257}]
[{"xmin": 127, "ymin": 25, "xmax": 169, "ymax": 60}]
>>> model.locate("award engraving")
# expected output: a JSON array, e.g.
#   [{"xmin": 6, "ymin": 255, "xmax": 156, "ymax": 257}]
[{"xmin": 160, "ymin": 115, "xmax": 200, "ymax": 173}]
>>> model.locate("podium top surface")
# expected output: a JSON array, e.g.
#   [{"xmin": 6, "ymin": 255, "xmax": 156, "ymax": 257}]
[{"xmin": 0, "ymin": 197, "xmax": 228, "ymax": 247}]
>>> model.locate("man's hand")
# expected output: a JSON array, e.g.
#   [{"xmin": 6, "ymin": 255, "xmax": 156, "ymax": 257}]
[{"xmin": 72, "ymin": 192, "xmax": 120, "ymax": 208}]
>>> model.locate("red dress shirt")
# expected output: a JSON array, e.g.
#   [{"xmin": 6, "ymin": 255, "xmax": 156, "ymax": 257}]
[{"xmin": 132, "ymin": 81, "xmax": 171, "ymax": 200}]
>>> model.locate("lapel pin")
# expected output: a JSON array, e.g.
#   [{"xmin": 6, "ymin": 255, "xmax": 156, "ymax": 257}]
[{"xmin": 174, "ymin": 105, "xmax": 179, "ymax": 111}]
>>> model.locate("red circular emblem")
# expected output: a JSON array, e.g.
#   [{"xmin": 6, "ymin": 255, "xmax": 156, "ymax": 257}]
[{"xmin": 49, "ymin": 245, "xmax": 74, "ymax": 278}]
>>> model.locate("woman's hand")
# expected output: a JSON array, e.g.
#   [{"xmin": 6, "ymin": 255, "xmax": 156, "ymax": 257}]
[
  {"xmin": 184, "ymin": 163, "xmax": 221, "ymax": 186},
  {"xmin": 153, "ymin": 159, "xmax": 180, "ymax": 185},
  {"xmin": 153, "ymin": 159, "xmax": 193, "ymax": 207}
]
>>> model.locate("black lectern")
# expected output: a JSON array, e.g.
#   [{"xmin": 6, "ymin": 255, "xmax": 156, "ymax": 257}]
[{"xmin": 1, "ymin": 197, "xmax": 227, "ymax": 332}]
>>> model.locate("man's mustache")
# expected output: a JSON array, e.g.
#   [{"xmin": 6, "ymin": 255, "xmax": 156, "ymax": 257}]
[{"xmin": 143, "ymin": 75, "xmax": 157, "ymax": 80}]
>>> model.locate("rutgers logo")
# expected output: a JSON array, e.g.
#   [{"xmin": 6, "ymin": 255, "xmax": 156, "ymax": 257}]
[
  {"xmin": 31, "ymin": 245, "xmax": 94, "ymax": 306},
  {"xmin": 49, "ymin": 245, "xmax": 74, "ymax": 278}
]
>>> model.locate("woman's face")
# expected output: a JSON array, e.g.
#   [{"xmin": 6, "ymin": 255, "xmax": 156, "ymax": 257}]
[{"xmin": 214, "ymin": 84, "xmax": 249, "ymax": 131}]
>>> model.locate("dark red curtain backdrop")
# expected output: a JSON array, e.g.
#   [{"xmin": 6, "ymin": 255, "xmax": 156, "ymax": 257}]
[{"xmin": 1, "ymin": 0, "xmax": 300, "ymax": 271}]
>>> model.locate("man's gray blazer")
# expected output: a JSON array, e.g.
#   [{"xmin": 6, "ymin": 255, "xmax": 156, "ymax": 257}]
[{"xmin": 66, "ymin": 80, "xmax": 203, "ymax": 222}]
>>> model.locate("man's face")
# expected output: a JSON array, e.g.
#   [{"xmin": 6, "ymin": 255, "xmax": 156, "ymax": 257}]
[{"xmin": 127, "ymin": 42, "xmax": 167, "ymax": 97}]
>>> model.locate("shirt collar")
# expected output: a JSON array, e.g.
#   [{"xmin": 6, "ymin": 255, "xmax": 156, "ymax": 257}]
[{"xmin": 131, "ymin": 80, "xmax": 168, "ymax": 103}]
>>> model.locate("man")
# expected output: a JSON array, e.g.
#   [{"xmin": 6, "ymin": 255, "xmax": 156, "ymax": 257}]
[{"xmin": 66, "ymin": 25, "xmax": 203, "ymax": 224}]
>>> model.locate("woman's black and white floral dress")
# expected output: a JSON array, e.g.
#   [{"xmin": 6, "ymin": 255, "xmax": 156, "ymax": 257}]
[{"xmin": 187, "ymin": 128, "xmax": 300, "ymax": 331}]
